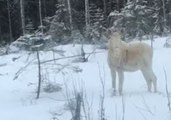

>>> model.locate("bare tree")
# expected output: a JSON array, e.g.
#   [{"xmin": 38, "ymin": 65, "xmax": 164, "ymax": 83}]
[
  {"xmin": 108, "ymin": 0, "xmax": 112, "ymax": 13},
  {"xmin": 162, "ymin": 0, "xmax": 167, "ymax": 33},
  {"xmin": 39, "ymin": 0, "xmax": 43, "ymax": 33},
  {"xmin": 85, "ymin": 0, "xmax": 90, "ymax": 31},
  {"xmin": 20, "ymin": 0, "xmax": 25, "ymax": 35},
  {"xmin": 43, "ymin": 0, "xmax": 47, "ymax": 17},
  {"xmin": 67, "ymin": 0, "xmax": 73, "ymax": 30},
  {"xmin": 103, "ymin": 0, "xmax": 107, "ymax": 19},
  {"xmin": 116, "ymin": 0, "xmax": 120, "ymax": 12},
  {"xmin": 7, "ymin": 0, "xmax": 13, "ymax": 42},
  {"xmin": 0, "ymin": 18, "xmax": 2, "ymax": 41},
  {"xmin": 123, "ymin": 0, "xmax": 126, "ymax": 6}
]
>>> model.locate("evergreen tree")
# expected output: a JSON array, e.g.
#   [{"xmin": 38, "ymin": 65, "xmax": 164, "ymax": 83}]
[
  {"xmin": 25, "ymin": 18, "xmax": 34, "ymax": 34},
  {"xmin": 47, "ymin": 3, "xmax": 71, "ymax": 43},
  {"xmin": 108, "ymin": 0, "xmax": 156, "ymax": 38}
]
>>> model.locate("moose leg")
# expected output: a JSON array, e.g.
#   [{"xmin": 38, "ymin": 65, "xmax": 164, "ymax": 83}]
[
  {"xmin": 141, "ymin": 69, "xmax": 152, "ymax": 92},
  {"xmin": 118, "ymin": 70, "xmax": 124, "ymax": 95},
  {"xmin": 149, "ymin": 70, "xmax": 157, "ymax": 92},
  {"xmin": 110, "ymin": 69, "xmax": 116, "ymax": 94},
  {"xmin": 141, "ymin": 68, "xmax": 157, "ymax": 92}
]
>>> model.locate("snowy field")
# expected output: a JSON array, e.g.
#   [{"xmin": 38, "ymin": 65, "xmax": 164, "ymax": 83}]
[{"xmin": 0, "ymin": 37, "xmax": 171, "ymax": 120}]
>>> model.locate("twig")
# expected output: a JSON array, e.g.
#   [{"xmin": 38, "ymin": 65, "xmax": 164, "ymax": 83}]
[
  {"xmin": 115, "ymin": 104, "xmax": 118, "ymax": 120},
  {"xmin": 134, "ymin": 105, "xmax": 148, "ymax": 120},
  {"xmin": 82, "ymin": 92, "xmax": 93, "ymax": 120},
  {"xmin": 39, "ymin": 96, "xmax": 70, "ymax": 102},
  {"xmin": 141, "ymin": 96, "xmax": 155, "ymax": 116},
  {"xmin": 163, "ymin": 67, "xmax": 171, "ymax": 111},
  {"xmin": 122, "ymin": 95, "xmax": 125, "ymax": 120},
  {"xmin": 98, "ymin": 63, "xmax": 106, "ymax": 120},
  {"xmin": 63, "ymin": 77, "xmax": 75, "ymax": 117},
  {"xmin": 36, "ymin": 50, "xmax": 41, "ymax": 99},
  {"xmin": 73, "ymin": 93, "xmax": 82, "ymax": 120},
  {"xmin": 13, "ymin": 58, "xmax": 36, "ymax": 80},
  {"xmin": 85, "ymin": 47, "xmax": 97, "ymax": 61}
]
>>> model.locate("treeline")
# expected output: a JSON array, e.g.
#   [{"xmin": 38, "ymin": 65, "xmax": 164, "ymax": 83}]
[
  {"xmin": 0, "ymin": 0, "xmax": 57, "ymax": 43},
  {"xmin": 0, "ymin": 0, "xmax": 126, "ymax": 44},
  {"xmin": 0, "ymin": 0, "xmax": 171, "ymax": 45}
]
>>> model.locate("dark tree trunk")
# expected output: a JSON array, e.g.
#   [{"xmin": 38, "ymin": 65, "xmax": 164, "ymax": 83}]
[{"xmin": 7, "ymin": 0, "xmax": 13, "ymax": 42}]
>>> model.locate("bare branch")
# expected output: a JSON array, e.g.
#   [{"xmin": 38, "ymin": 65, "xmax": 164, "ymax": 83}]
[
  {"xmin": 134, "ymin": 105, "xmax": 148, "ymax": 120},
  {"xmin": 141, "ymin": 96, "xmax": 155, "ymax": 116},
  {"xmin": 36, "ymin": 49, "xmax": 42, "ymax": 99},
  {"xmin": 163, "ymin": 67, "xmax": 171, "ymax": 111},
  {"xmin": 41, "ymin": 51, "xmax": 105, "ymax": 64},
  {"xmin": 13, "ymin": 58, "xmax": 35, "ymax": 80},
  {"xmin": 122, "ymin": 95, "xmax": 125, "ymax": 120},
  {"xmin": 98, "ymin": 63, "xmax": 106, "ymax": 120}
]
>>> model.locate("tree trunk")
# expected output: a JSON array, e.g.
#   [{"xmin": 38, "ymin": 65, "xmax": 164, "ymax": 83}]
[
  {"xmin": 67, "ymin": 0, "xmax": 73, "ymax": 30},
  {"xmin": 108, "ymin": 0, "xmax": 112, "ymax": 13},
  {"xmin": 39, "ymin": 0, "xmax": 43, "ymax": 33},
  {"xmin": 20, "ymin": 0, "xmax": 25, "ymax": 35},
  {"xmin": 43, "ymin": 0, "xmax": 47, "ymax": 17},
  {"xmin": 116, "ymin": 0, "xmax": 120, "ymax": 12},
  {"xmin": 7, "ymin": 0, "xmax": 13, "ymax": 42},
  {"xmin": 162, "ymin": 0, "xmax": 167, "ymax": 33},
  {"xmin": 103, "ymin": 0, "xmax": 107, "ymax": 19},
  {"xmin": 123, "ymin": 0, "xmax": 126, "ymax": 6},
  {"xmin": 85, "ymin": 0, "xmax": 90, "ymax": 30},
  {"xmin": 0, "ymin": 17, "xmax": 2, "ymax": 42}
]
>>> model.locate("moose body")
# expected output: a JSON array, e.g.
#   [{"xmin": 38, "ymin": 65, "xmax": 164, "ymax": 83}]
[{"xmin": 108, "ymin": 33, "xmax": 157, "ymax": 95}]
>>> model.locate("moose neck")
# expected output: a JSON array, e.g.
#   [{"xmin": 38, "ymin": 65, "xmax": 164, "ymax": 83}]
[{"xmin": 110, "ymin": 35, "xmax": 121, "ymax": 49}]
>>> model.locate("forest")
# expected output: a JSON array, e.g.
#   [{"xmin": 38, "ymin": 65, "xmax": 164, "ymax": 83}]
[
  {"xmin": 0, "ymin": 1, "xmax": 171, "ymax": 120},
  {"xmin": 0, "ymin": 0, "xmax": 171, "ymax": 45}
]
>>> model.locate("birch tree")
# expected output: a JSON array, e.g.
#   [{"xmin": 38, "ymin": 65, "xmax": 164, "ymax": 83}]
[{"xmin": 20, "ymin": 0, "xmax": 25, "ymax": 35}]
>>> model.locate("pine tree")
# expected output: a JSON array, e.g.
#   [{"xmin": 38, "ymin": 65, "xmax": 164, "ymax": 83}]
[
  {"xmin": 166, "ymin": 0, "xmax": 171, "ymax": 31},
  {"xmin": 25, "ymin": 19, "xmax": 34, "ymax": 34},
  {"xmin": 109, "ymin": 0, "xmax": 156, "ymax": 39},
  {"xmin": 81, "ymin": 3, "xmax": 106, "ymax": 44},
  {"xmin": 47, "ymin": 3, "xmax": 71, "ymax": 43},
  {"xmin": 153, "ymin": 0, "xmax": 169, "ymax": 35}
]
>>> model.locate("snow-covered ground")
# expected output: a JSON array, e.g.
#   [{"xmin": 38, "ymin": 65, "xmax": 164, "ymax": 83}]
[{"xmin": 0, "ymin": 37, "xmax": 171, "ymax": 120}]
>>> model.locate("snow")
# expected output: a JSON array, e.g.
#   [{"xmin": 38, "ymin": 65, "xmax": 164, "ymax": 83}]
[{"xmin": 0, "ymin": 36, "xmax": 171, "ymax": 120}]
